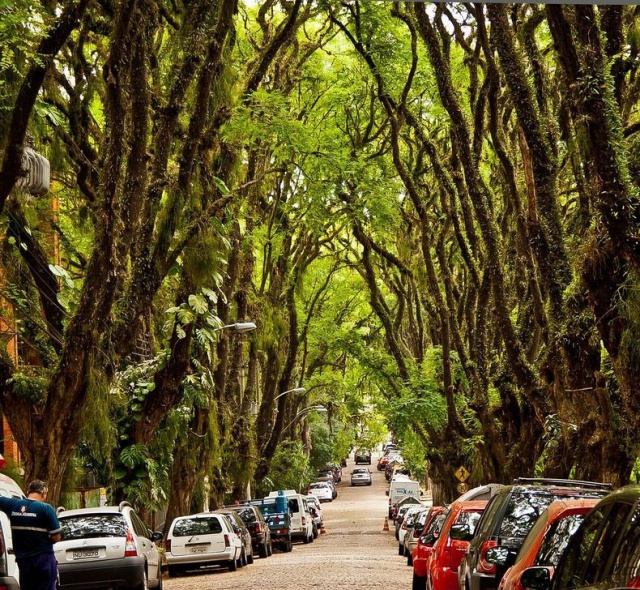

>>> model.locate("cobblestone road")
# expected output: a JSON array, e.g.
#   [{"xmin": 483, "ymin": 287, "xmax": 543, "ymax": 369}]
[{"xmin": 162, "ymin": 453, "xmax": 411, "ymax": 589}]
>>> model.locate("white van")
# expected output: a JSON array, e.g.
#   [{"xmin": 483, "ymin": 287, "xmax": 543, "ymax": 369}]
[
  {"xmin": 387, "ymin": 478, "xmax": 421, "ymax": 517},
  {"xmin": 267, "ymin": 491, "xmax": 314, "ymax": 543},
  {"xmin": 0, "ymin": 473, "xmax": 25, "ymax": 590}
]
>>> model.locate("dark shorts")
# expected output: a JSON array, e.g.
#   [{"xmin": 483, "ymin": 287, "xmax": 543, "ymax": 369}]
[{"xmin": 17, "ymin": 552, "xmax": 58, "ymax": 590}]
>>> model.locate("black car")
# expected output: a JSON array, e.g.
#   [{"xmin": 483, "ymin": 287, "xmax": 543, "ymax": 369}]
[
  {"xmin": 518, "ymin": 484, "xmax": 640, "ymax": 590},
  {"xmin": 457, "ymin": 478, "xmax": 612, "ymax": 590},
  {"xmin": 226, "ymin": 504, "xmax": 273, "ymax": 558},
  {"xmin": 355, "ymin": 449, "xmax": 372, "ymax": 465}
]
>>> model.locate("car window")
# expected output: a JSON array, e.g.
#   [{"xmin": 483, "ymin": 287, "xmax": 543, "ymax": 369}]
[
  {"xmin": 288, "ymin": 498, "xmax": 300, "ymax": 513},
  {"xmin": 172, "ymin": 516, "xmax": 223, "ymax": 536},
  {"xmin": 234, "ymin": 507, "xmax": 257, "ymax": 524},
  {"xmin": 474, "ymin": 493, "xmax": 505, "ymax": 542},
  {"xmin": 129, "ymin": 511, "xmax": 149, "ymax": 538},
  {"xmin": 60, "ymin": 514, "xmax": 128, "ymax": 539},
  {"xmin": 499, "ymin": 493, "xmax": 558, "ymax": 540},
  {"xmin": 517, "ymin": 511, "xmax": 550, "ymax": 561},
  {"xmin": 535, "ymin": 513, "xmax": 585, "ymax": 566},
  {"xmin": 611, "ymin": 505, "xmax": 640, "ymax": 586},
  {"xmin": 456, "ymin": 509, "xmax": 483, "ymax": 536}
]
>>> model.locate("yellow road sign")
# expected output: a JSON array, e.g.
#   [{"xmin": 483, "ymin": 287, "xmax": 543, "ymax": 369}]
[{"xmin": 455, "ymin": 466, "xmax": 471, "ymax": 482}]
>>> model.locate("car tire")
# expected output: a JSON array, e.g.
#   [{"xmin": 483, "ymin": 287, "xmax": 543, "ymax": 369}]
[
  {"xmin": 228, "ymin": 557, "xmax": 238, "ymax": 572},
  {"xmin": 267, "ymin": 541, "xmax": 273, "ymax": 556},
  {"xmin": 259, "ymin": 542, "xmax": 268, "ymax": 558},
  {"xmin": 167, "ymin": 566, "xmax": 180, "ymax": 578},
  {"xmin": 136, "ymin": 569, "xmax": 149, "ymax": 590},
  {"xmin": 156, "ymin": 564, "xmax": 163, "ymax": 589},
  {"xmin": 413, "ymin": 573, "xmax": 427, "ymax": 590},
  {"xmin": 287, "ymin": 538, "xmax": 293, "ymax": 552},
  {"xmin": 399, "ymin": 543, "xmax": 404, "ymax": 555},
  {"xmin": 407, "ymin": 552, "xmax": 413, "ymax": 566},
  {"xmin": 239, "ymin": 549, "xmax": 246, "ymax": 568},
  {"xmin": 367, "ymin": 482, "xmax": 372, "ymax": 486}
]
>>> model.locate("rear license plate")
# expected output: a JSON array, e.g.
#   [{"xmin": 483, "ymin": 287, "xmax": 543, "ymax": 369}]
[
  {"xmin": 189, "ymin": 545, "xmax": 208, "ymax": 554},
  {"xmin": 72, "ymin": 550, "xmax": 100, "ymax": 559}
]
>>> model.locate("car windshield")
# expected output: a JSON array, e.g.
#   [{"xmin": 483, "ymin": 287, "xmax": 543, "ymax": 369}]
[
  {"xmin": 172, "ymin": 517, "xmax": 223, "ymax": 536},
  {"xmin": 232, "ymin": 507, "xmax": 256, "ymax": 523},
  {"xmin": 60, "ymin": 514, "xmax": 128, "ymax": 539},
  {"xmin": 353, "ymin": 469, "xmax": 368, "ymax": 474}
]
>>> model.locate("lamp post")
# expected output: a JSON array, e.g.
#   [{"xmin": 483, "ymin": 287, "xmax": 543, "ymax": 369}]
[
  {"xmin": 214, "ymin": 322, "xmax": 257, "ymax": 333},
  {"xmin": 282, "ymin": 405, "xmax": 327, "ymax": 433},
  {"xmin": 274, "ymin": 387, "xmax": 306, "ymax": 401}
]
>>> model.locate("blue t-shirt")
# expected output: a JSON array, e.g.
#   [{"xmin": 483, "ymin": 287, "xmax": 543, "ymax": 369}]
[{"xmin": 0, "ymin": 496, "xmax": 61, "ymax": 558}]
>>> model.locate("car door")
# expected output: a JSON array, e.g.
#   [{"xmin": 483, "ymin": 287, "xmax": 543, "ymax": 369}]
[{"xmin": 130, "ymin": 510, "xmax": 159, "ymax": 575}]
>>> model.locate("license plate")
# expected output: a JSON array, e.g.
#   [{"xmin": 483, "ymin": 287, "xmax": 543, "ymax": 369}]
[
  {"xmin": 72, "ymin": 550, "xmax": 99, "ymax": 559},
  {"xmin": 189, "ymin": 545, "xmax": 208, "ymax": 554}
]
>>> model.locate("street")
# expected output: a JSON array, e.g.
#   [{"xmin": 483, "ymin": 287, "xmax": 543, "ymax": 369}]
[{"xmin": 163, "ymin": 454, "xmax": 410, "ymax": 589}]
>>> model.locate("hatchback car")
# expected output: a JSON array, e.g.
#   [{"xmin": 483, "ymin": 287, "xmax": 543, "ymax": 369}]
[
  {"xmin": 55, "ymin": 502, "xmax": 163, "ymax": 589},
  {"xmin": 413, "ymin": 506, "xmax": 448, "ymax": 590},
  {"xmin": 428, "ymin": 500, "xmax": 487, "ymax": 590},
  {"xmin": 165, "ymin": 512, "xmax": 243, "ymax": 576},
  {"xmin": 354, "ymin": 450, "xmax": 372, "ymax": 465},
  {"xmin": 351, "ymin": 468, "xmax": 372, "ymax": 486},
  {"xmin": 517, "ymin": 484, "xmax": 640, "ymax": 590},
  {"xmin": 494, "ymin": 498, "xmax": 598, "ymax": 590},
  {"xmin": 225, "ymin": 504, "xmax": 273, "ymax": 558},
  {"xmin": 308, "ymin": 481, "xmax": 334, "ymax": 502},
  {"xmin": 457, "ymin": 478, "xmax": 611, "ymax": 590}
]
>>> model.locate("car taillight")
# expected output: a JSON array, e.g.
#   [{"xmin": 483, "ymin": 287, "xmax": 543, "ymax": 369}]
[
  {"xmin": 254, "ymin": 523, "xmax": 262, "ymax": 533},
  {"xmin": 224, "ymin": 534, "xmax": 230, "ymax": 548},
  {"xmin": 477, "ymin": 540, "xmax": 498, "ymax": 574},
  {"xmin": 302, "ymin": 516, "xmax": 307, "ymax": 525},
  {"xmin": 124, "ymin": 529, "xmax": 138, "ymax": 557},
  {"xmin": 165, "ymin": 539, "xmax": 172, "ymax": 553}
]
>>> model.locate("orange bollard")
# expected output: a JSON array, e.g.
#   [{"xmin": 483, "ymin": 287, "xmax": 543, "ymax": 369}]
[{"xmin": 383, "ymin": 516, "xmax": 390, "ymax": 531}]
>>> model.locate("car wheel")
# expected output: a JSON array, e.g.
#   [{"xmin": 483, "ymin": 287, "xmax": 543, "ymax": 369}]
[
  {"xmin": 259, "ymin": 542, "xmax": 268, "ymax": 558},
  {"xmin": 303, "ymin": 532, "xmax": 310, "ymax": 544},
  {"xmin": 367, "ymin": 482, "xmax": 372, "ymax": 486},
  {"xmin": 287, "ymin": 539, "xmax": 293, "ymax": 552},
  {"xmin": 399, "ymin": 543, "xmax": 404, "ymax": 555},
  {"xmin": 156, "ymin": 564, "xmax": 163, "ymax": 589},
  {"xmin": 136, "ymin": 569, "xmax": 149, "ymax": 590},
  {"xmin": 239, "ymin": 549, "xmax": 246, "ymax": 568},
  {"xmin": 167, "ymin": 566, "xmax": 180, "ymax": 578},
  {"xmin": 407, "ymin": 552, "xmax": 413, "ymax": 566},
  {"xmin": 228, "ymin": 557, "xmax": 238, "ymax": 572},
  {"xmin": 247, "ymin": 548, "xmax": 254, "ymax": 564},
  {"xmin": 413, "ymin": 573, "xmax": 427, "ymax": 590},
  {"xmin": 267, "ymin": 541, "xmax": 273, "ymax": 556}
]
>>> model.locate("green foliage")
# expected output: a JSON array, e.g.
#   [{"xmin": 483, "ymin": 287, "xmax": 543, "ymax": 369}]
[
  {"xmin": 7, "ymin": 371, "xmax": 48, "ymax": 403},
  {"xmin": 255, "ymin": 441, "xmax": 311, "ymax": 496}
]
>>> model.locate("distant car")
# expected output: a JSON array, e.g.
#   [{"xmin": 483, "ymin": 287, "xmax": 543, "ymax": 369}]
[
  {"xmin": 495, "ymin": 498, "xmax": 598, "ymax": 590},
  {"xmin": 305, "ymin": 495, "xmax": 323, "ymax": 536},
  {"xmin": 308, "ymin": 481, "xmax": 334, "ymax": 502},
  {"xmin": 224, "ymin": 504, "xmax": 273, "ymax": 558},
  {"xmin": 403, "ymin": 505, "xmax": 432, "ymax": 563},
  {"xmin": 354, "ymin": 450, "xmax": 372, "ymax": 465},
  {"xmin": 218, "ymin": 509, "xmax": 254, "ymax": 566},
  {"xmin": 351, "ymin": 468, "xmax": 372, "ymax": 486},
  {"xmin": 55, "ymin": 502, "xmax": 163, "ymax": 589},
  {"xmin": 165, "ymin": 512, "xmax": 243, "ymax": 576}
]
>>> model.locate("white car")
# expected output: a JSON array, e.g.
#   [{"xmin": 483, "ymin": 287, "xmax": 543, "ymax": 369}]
[
  {"xmin": 351, "ymin": 467, "xmax": 372, "ymax": 486},
  {"xmin": 307, "ymin": 482, "xmax": 334, "ymax": 502},
  {"xmin": 0, "ymin": 474, "xmax": 24, "ymax": 590},
  {"xmin": 305, "ymin": 495, "xmax": 323, "ymax": 534},
  {"xmin": 165, "ymin": 512, "xmax": 243, "ymax": 576}
]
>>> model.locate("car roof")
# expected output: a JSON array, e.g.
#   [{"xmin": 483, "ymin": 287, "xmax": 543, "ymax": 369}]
[{"xmin": 57, "ymin": 505, "xmax": 131, "ymax": 518}]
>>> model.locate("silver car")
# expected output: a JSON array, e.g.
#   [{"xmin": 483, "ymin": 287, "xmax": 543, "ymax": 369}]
[
  {"xmin": 351, "ymin": 467, "xmax": 372, "ymax": 486},
  {"xmin": 55, "ymin": 502, "xmax": 163, "ymax": 589}
]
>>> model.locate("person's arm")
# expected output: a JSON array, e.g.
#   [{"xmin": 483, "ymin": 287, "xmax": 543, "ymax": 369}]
[{"xmin": 44, "ymin": 504, "xmax": 62, "ymax": 543}]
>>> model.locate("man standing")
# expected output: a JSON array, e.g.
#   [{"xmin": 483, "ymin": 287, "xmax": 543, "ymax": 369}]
[{"xmin": 0, "ymin": 480, "xmax": 61, "ymax": 590}]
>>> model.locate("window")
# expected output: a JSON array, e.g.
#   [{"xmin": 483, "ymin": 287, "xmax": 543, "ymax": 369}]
[
  {"xmin": 610, "ymin": 504, "xmax": 640, "ymax": 587},
  {"xmin": 456, "ymin": 509, "xmax": 484, "ymax": 537},
  {"xmin": 535, "ymin": 514, "xmax": 585, "ymax": 566},
  {"xmin": 499, "ymin": 492, "xmax": 556, "ymax": 540},
  {"xmin": 60, "ymin": 515, "xmax": 127, "ymax": 539},
  {"xmin": 172, "ymin": 517, "xmax": 223, "ymax": 536}
]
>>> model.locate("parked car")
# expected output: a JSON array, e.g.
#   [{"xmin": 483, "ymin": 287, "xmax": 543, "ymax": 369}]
[
  {"xmin": 412, "ymin": 506, "xmax": 448, "ymax": 590},
  {"xmin": 218, "ymin": 509, "xmax": 254, "ymax": 565},
  {"xmin": 267, "ymin": 491, "xmax": 314, "ymax": 543},
  {"xmin": 355, "ymin": 449, "xmax": 372, "ymax": 465},
  {"xmin": 305, "ymin": 495, "xmax": 323, "ymax": 535},
  {"xmin": 392, "ymin": 496, "xmax": 423, "ymax": 522},
  {"xmin": 55, "ymin": 502, "xmax": 163, "ymax": 588},
  {"xmin": 318, "ymin": 468, "xmax": 338, "ymax": 483},
  {"xmin": 308, "ymin": 481, "xmax": 334, "ymax": 502},
  {"xmin": 351, "ymin": 468, "xmax": 372, "ymax": 486},
  {"xmin": 0, "ymin": 474, "xmax": 25, "ymax": 590},
  {"xmin": 399, "ymin": 506, "xmax": 429, "ymax": 549},
  {"xmin": 516, "ymin": 484, "xmax": 640, "ymax": 590},
  {"xmin": 494, "ymin": 498, "xmax": 598, "ymax": 590},
  {"xmin": 403, "ymin": 504, "xmax": 436, "ymax": 564},
  {"xmin": 457, "ymin": 478, "xmax": 612, "ymax": 590},
  {"xmin": 428, "ymin": 500, "xmax": 488, "ymax": 590},
  {"xmin": 165, "ymin": 511, "xmax": 243, "ymax": 576},
  {"xmin": 225, "ymin": 504, "xmax": 273, "ymax": 558}
]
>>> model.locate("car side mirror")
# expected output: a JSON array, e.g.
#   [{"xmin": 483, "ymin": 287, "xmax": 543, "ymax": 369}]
[
  {"xmin": 151, "ymin": 531, "xmax": 163, "ymax": 542},
  {"xmin": 520, "ymin": 567, "xmax": 552, "ymax": 590},
  {"xmin": 485, "ymin": 546, "xmax": 510, "ymax": 566},
  {"xmin": 450, "ymin": 524, "xmax": 473, "ymax": 541}
]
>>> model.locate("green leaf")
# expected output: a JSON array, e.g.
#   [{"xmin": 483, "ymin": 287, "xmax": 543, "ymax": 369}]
[
  {"xmin": 213, "ymin": 176, "xmax": 230, "ymax": 196},
  {"xmin": 188, "ymin": 294, "xmax": 208, "ymax": 314}
]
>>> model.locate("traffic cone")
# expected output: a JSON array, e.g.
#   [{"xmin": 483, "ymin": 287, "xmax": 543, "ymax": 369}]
[
  {"xmin": 320, "ymin": 523, "xmax": 327, "ymax": 535},
  {"xmin": 383, "ymin": 516, "xmax": 390, "ymax": 531}
]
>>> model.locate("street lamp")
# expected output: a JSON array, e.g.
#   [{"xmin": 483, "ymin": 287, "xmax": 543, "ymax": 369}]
[
  {"xmin": 214, "ymin": 322, "xmax": 257, "ymax": 333},
  {"xmin": 282, "ymin": 405, "xmax": 327, "ymax": 433},
  {"xmin": 274, "ymin": 387, "xmax": 306, "ymax": 401}
]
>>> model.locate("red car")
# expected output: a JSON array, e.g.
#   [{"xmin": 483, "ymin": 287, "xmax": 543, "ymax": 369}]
[
  {"xmin": 427, "ymin": 501, "xmax": 487, "ymax": 590},
  {"xmin": 495, "ymin": 498, "xmax": 599, "ymax": 590},
  {"xmin": 412, "ymin": 506, "xmax": 447, "ymax": 590}
]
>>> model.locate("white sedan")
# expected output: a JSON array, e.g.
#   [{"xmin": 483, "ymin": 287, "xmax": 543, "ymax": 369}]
[
  {"xmin": 351, "ymin": 468, "xmax": 372, "ymax": 486},
  {"xmin": 307, "ymin": 482, "xmax": 334, "ymax": 502}
]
